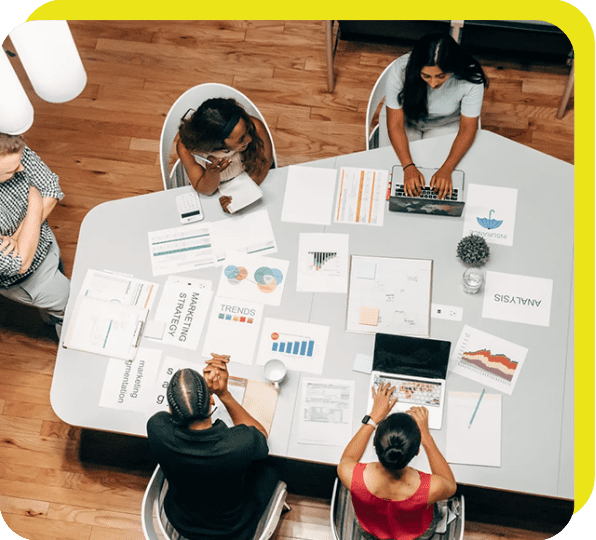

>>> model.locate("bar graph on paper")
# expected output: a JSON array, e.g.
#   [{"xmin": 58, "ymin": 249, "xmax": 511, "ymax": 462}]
[
  {"xmin": 271, "ymin": 332, "xmax": 316, "ymax": 357},
  {"xmin": 308, "ymin": 251, "xmax": 338, "ymax": 272}
]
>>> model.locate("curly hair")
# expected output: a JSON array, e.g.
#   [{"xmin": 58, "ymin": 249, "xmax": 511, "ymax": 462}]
[
  {"xmin": 399, "ymin": 33, "xmax": 489, "ymax": 124},
  {"xmin": 166, "ymin": 368, "xmax": 211, "ymax": 426},
  {"xmin": 178, "ymin": 97, "xmax": 267, "ymax": 178},
  {"xmin": 0, "ymin": 133, "xmax": 26, "ymax": 156}
]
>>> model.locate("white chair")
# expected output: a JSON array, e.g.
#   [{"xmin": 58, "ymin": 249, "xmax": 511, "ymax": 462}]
[
  {"xmin": 142, "ymin": 464, "xmax": 288, "ymax": 540},
  {"xmin": 159, "ymin": 82, "xmax": 277, "ymax": 190},
  {"xmin": 365, "ymin": 59, "xmax": 398, "ymax": 151},
  {"xmin": 330, "ymin": 477, "xmax": 465, "ymax": 540}
]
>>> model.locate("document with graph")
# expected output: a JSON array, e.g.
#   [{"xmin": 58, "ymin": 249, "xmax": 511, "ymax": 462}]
[
  {"xmin": 448, "ymin": 325, "xmax": 528, "ymax": 395},
  {"xmin": 296, "ymin": 233, "xmax": 349, "ymax": 293},
  {"xmin": 334, "ymin": 167, "xmax": 387, "ymax": 226}
]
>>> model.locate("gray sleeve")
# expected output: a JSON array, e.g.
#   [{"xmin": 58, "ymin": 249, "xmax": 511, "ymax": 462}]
[{"xmin": 384, "ymin": 54, "xmax": 409, "ymax": 110}]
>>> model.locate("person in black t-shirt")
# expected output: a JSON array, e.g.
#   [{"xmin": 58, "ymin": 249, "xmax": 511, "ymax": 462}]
[{"xmin": 146, "ymin": 356, "xmax": 278, "ymax": 540}]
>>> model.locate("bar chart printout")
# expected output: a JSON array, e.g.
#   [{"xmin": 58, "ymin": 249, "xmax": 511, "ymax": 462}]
[
  {"xmin": 448, "ymin": 325, "xmax": 528, "ymax": 395},
  {"xmin": 256, "ymin": 318, "xmax": 330, "ymax": 374},
  {"xmin": 297, "ymin": 233, "xmax": 349, "ymax": 293}
]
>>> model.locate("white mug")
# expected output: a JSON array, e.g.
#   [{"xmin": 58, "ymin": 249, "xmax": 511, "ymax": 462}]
[{"xmin": 264, "ymin": 359, "xmax": 287, "ymax": 391}]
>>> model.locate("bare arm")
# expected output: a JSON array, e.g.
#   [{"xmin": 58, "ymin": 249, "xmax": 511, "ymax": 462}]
[
  {"xmin": 203, "ymin": 354, "xmax": 268, "ymax": 439},
  {"xmin": 249, "ymin": 118, "xmax": 274, "ymax": 186},
  {"xmin": 14, "ymin": 186, "xmax": 44, "ymax": 274},
  {"xmin": 387, "ymin": 107, "xmax": 425, "ymax": 196},
  {"xmin": 408, "ymin": 407, "xmax": 457, "ymax": 503},
  {"xmin": 338, "ymin": 383, "xmax": 397, "ymax": 488},
  {"xmin": 176, "ymin": 138, "xmax": 228, "ymax": 196},
  {"xmin": 430, "ymin": 115, "xmax": 479, "ymax": 199}
]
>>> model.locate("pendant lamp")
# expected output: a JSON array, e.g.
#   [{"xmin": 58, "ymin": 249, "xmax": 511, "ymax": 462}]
[
  {"xmin": 0, "ymin": 50, "xmax": 34, "ymax": 134},
  {"xmin": 9, "ymin": 20, "xmax": 87, "ymax": 103}
]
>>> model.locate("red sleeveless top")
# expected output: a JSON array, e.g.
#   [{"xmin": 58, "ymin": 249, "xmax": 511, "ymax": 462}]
[{"xmin": 350, "ymin": 463, "xmax": 433, "ymax": 540}]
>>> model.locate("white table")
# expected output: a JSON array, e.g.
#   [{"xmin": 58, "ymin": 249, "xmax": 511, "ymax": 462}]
[{"xmin": 51, "ymin": 131, "xmax": 573, "ymax": 498}]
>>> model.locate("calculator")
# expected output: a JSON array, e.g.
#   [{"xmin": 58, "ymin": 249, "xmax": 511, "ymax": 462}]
[{"xmin": 175, "ymin": 192, "xmax": 204, "ymax": 224}]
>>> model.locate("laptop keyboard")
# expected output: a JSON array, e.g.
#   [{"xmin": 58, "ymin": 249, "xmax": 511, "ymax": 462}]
[
  {"xmin": 373, "ymin": 374, "xmax": 441, "ymax": 407},
  {"xmin": 394, "ymin": 185, "xmax": 459, "ymax": 201}
]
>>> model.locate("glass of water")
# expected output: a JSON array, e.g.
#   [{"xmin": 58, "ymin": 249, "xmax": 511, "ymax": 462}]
[{"xmin": 463, "ymin": 267, "xmax": 484, "ymax": 294}]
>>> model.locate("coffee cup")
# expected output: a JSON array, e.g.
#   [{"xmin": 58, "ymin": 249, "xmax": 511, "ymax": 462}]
[{"xmin": 264, "ymin": 359, "xmax": 287, "ymax": 391}]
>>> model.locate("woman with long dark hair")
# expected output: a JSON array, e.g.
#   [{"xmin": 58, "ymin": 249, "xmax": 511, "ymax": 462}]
[
  {"xmin": 176, "ymin": 97, "xmax": 273, "ymax": 211},
  {"xmin": 338, "ymin": 383, "xmax": 457, "ymax": 540},
  {"xmin": 385, "ymin": 33, "xmax": 489, "ymax": 199}
]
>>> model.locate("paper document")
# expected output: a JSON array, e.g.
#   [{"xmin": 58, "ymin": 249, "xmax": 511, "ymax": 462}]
[
  {"xmin": 209, "ymin": 209, "xmax": 277, "ymax": 264},
  {"xmin": 462, "ymin": 184, "xmax": 518, "ymax": 246},
  {"xmin": 80, "ymin": 269, "xmax": 159, "ymax": 310},
  {"xmin": 217, "ymin": 255, "xmax": 289, "ymax": 306},
  {"xmin": 334, "ymin": 167, "xmax": 387, "ymax": 226},
  {"xmin": 482, "ymin": 271, "xmax": 553, "ymax": 327},
  {"xmin": 148, "ymin": 222, "xmax": 215, "ymax": 276},
  {"xmin": 446, "ymin": 391, "xmax": 502, "ymax": 467},
  {"xmin": 296, "ymin": 233, "xmax": 349, "ymax": 293},
  {"xmin": 63, "ymin": 296, "xmax": 148, "ymax": 360},
  {"xmin": 218, "ymin": 172, "xmax": 263, "ymax": 213},
  {"xmin": 151, "ymin": 276, "xmax": 213, "ymax": 351},
  {"xmin": 449, "ymin": 325, "xmax": 528, "ymax": 395},
  {"xmin": 297, "ymin": 378, "xmax": 355, "ymax": 446},
  {"xmin": 201, "ymin": 296, "xmax": 264, "ymax": 365},
  {"xmin": 281, "ymin": 165, "xmax": 337, "ymax": 225},
  {"xmin": 99, "ymin": 348, "xmax": 162, "ymax": 411},
  {"xmin": 256, "ymin": 318, "xmax": 330, "ymax": 375},
  {"xmin": 346, "ymin": 255, "xmax": 433, "ymax": 336}
]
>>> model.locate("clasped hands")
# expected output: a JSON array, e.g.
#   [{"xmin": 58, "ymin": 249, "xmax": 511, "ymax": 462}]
[
  {"xmin": 203, "ymin": 353, "xmax": 231, "ymax": 397},
  {"xmin": 403, "ymin": 164, "xmax": 453, "ymax": 200}
]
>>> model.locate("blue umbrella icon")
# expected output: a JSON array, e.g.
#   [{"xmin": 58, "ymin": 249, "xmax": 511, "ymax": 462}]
[{"xmin": 477, "ymin": 210, "xmax": 503, "ymax": 230}]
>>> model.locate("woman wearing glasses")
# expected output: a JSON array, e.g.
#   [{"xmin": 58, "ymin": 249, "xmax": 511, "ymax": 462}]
[{"xmin": 177, "ymin": 98, "xmax": 274, "ymax": 212}]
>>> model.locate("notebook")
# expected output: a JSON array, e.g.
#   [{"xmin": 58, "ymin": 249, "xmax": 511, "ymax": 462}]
[
  {"xmin": 389, "ymin": 166, "xmax": 466, "ymax": 217},
  {"xmin": 368, "ymin": 333, "xmax": 451, "ymax": 429}
]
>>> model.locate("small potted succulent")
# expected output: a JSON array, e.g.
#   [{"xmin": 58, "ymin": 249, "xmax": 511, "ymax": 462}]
[{"xmin": 457, "ymin": 234, "xmax": 490, "ymax": 293}]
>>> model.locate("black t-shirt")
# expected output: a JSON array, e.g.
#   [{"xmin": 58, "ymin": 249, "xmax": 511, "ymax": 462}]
[{"xmin": 146, "ymin": 412, "xmax": 269, "ymax": 540}]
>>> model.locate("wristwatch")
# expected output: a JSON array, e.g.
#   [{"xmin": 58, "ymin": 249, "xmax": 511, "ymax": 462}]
[{"xmin": 361, "ymin": 415, "xmax": 377, "ymax": 429}]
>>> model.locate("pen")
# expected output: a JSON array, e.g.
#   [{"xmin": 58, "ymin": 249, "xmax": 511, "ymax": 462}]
[
  {"xmin": 193, "ymin": 154, "xmax": 213, "ymax": 165},
  {"xmin": 468, "ymin": 388, "xmax": 485, "ymax": 429}
]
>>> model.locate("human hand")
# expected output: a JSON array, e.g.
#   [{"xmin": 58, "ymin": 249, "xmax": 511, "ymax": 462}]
[
  {"xmin": 0, "ymin": 235, "xmax": 19, "ymax": 258},
  {"xmin": 370, "ymin": 382, "xmax": 398, "ymax": 424},
  {"xmin": 430, "ymin": 166, "xmax": 453, "ymax": 200},
  {"xmin": 205, "ymin": 156, "xmax": 231, "ymax": 174},
  {"xmin": 403, "ymin": 166, "xmax": 425, "ymax": 197},
  {"xmin": 203, "ymin": 357, "xmax": 229, "ymax": 397},
  {"xmin": 205, "ymin": 353, "xmax": 230, "ymax": 371},
  {"xmin": 407, "ymin": 406, "xmax": 431, "ymax": 440},
  {"xmin": 219, "ymin": 195, "xmax": 233, "ymax": 213}
]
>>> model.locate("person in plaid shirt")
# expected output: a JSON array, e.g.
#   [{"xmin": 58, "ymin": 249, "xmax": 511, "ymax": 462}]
[{"xmin": 0, "ymin": 133, "xmax": 70, "ymax": 336}]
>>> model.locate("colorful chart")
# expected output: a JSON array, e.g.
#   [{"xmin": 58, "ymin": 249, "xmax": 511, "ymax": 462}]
[
  {"xmin": 224, "ymin": 264, "xmax": 284, "ymax": 294},
  {"xmin": 271, "ymin": 331, "xmax": 315, "ymax": 357},
  {"xmin": 459, "ymin": 349, "xmax": 518, "ymax": 382}
]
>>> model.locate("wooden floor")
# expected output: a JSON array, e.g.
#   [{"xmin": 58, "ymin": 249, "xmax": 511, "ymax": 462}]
[{"xmin": 0, "ymin": 21, "xmax": 573, "ymax": 540}]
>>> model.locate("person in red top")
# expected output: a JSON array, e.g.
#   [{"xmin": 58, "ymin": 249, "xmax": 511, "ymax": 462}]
[{"xmin": 338, "ymin": 383, "xmax": 457, "ymax": 540}]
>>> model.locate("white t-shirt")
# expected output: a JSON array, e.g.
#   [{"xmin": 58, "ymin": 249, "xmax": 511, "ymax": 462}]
[{"xmin": 384, "ymin": 53, "xmax": 484, "ymax": 128}]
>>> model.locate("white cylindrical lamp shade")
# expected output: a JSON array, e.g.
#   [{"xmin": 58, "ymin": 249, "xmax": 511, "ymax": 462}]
[
  {"xmin": 0, "ymin": 51, "xmax": 34, "ymax": 135},
  {"xmin": 10, "ymin": 20, "xmax": 87, "ymax": 103}
]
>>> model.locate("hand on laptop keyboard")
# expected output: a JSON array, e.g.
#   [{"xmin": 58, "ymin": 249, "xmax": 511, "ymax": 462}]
[
  {"xmin": 403, "ymin": 165, "xmax": 425, "ymax": 197},
  {"xmin": 430, "ymin": 167, "xmax": 453, "ymax": 200}
]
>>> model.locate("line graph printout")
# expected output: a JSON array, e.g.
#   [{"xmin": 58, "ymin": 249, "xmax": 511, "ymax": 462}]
[
  {"xmin": 449, "ymin": 325, "xmax": 528, "ymax": 395},
  {"xmin": 148, "ymin": 223, "xmax": 215, "ymax": 276},
  {"xmin": 296, "ymin": 233, "xmax": 349, "ymax": 293},
  {"xmin": 256, "ymin": 318, "xmax": 330, "ymax": 374},
  {"xmin": 334, "ymin": 167, "xmax": 387, "ymax": 226}
]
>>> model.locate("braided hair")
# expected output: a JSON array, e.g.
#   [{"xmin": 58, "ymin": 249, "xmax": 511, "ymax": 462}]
[
  {"xmin": 373, "ymin": 413, "xmax": 421, "ymax": 477},
  {"xmin": 178, "ymin": 97, "xmax": 267, "ymax": 177},
  {"xmin": 166, "ymin": 368, "xmax": 211, "ymax": 426}
]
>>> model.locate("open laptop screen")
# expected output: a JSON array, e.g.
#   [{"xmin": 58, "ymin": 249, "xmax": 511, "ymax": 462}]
[{"xmin": 373, "ymin": 333, "xmax": 451, "ymax": 380}]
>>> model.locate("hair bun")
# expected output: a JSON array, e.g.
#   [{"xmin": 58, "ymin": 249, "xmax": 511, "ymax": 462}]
[{"xmin": 384, "ymin": 447, "xmax": 404, "ymax": 465}]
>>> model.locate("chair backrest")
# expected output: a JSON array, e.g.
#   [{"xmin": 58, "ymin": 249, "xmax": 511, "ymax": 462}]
[
  {"xmin": 365, "ymin": 59, "xmax": 398, "ymax": 151},
  {"xmin": 159, "ymin": 82, "xmax": 277, "ymax": 190},
  {"xmin": 141, "ymin": 464, "xmax": 287, "ymax": 540},
  {"xmin": 329, "ymin": 477, "xmax": 465, "ymax": 540}
]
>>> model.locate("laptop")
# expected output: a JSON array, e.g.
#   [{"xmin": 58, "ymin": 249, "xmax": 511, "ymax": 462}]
[
  {"xmin": 367, "ymin": 333, "xmax": 451, "ymax": 430},
  {"xmin": 389, "ymin": 166, "xmax": 466, "ymax": 217}
]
